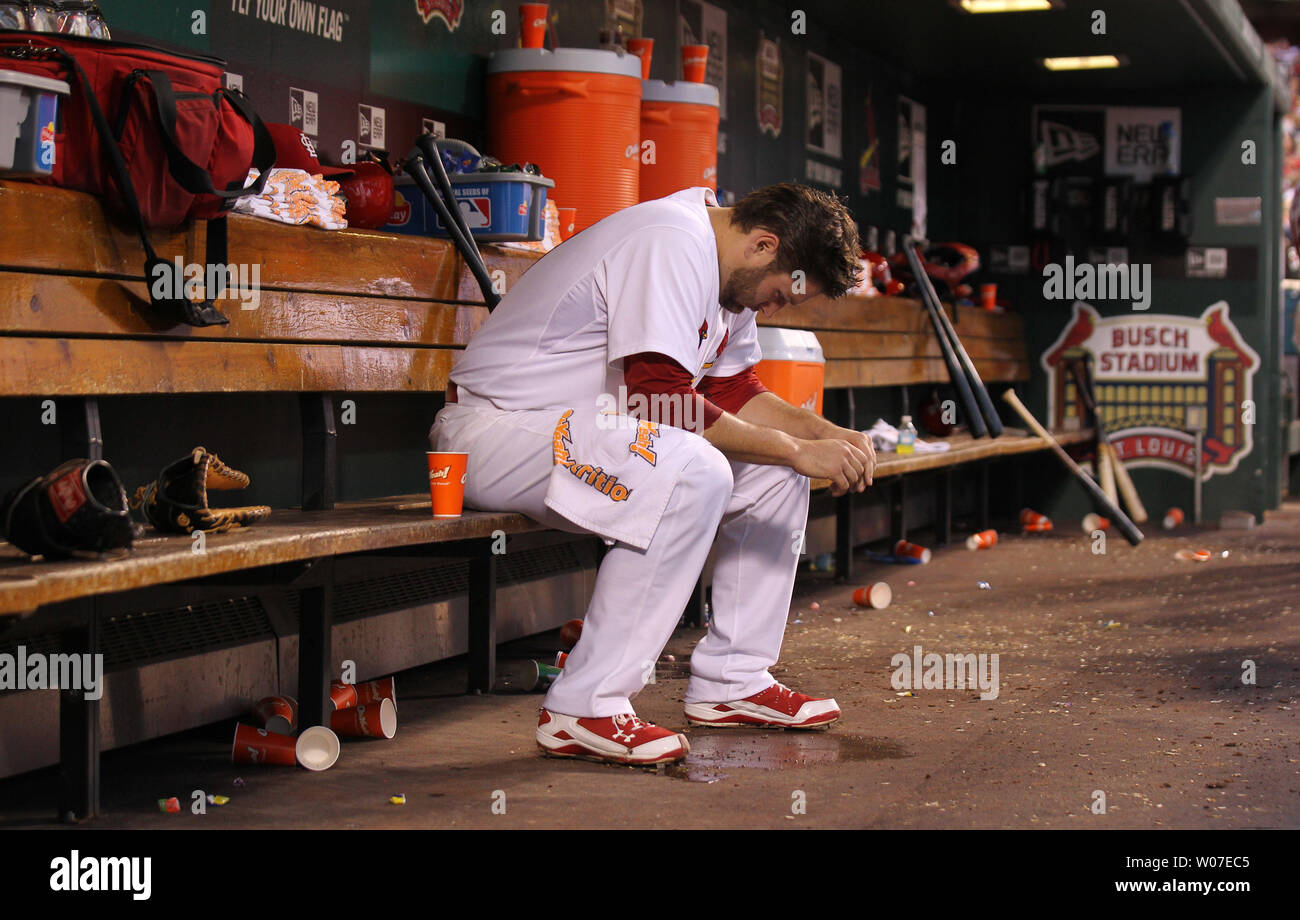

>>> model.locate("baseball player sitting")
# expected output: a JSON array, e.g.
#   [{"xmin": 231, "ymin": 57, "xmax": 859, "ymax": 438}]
[{"xmin": 430, "ymin": 183, "xmax": 874, "ymax": 766}]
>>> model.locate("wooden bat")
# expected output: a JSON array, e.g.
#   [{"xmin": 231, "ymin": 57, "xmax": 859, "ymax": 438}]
[
  {"xmin": 1002, "ymin": 389, "xmax": 1144, "ymax": 546},
  {"xmin": 1097, "ymin": 440, "xmax": 1118, "ymax": 505},
  {"xmin": 903, "ymin": 241, "xmax": 987, "ymax": 438},
  {"xmin": 1067, "ymin": 358, "xmax": 1149, "ymax": 523},
  {"xmin": 905, "ymin": 239, "xmax": 1004, "ymax": 438}
]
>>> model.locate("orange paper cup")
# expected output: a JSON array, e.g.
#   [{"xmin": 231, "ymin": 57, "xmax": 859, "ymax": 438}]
[
  {"xmin": 965, "ymin": 529, "xmax": 998, "ymax": 551},
  {"xmin": 682, "ymin": 44, "xmax": 709, "ymax": 83},
  {"xmin": 852, "ymin": 583, "xmax": 892, "ymax": 609},
  {"xmin": 354, "ymin": 676, "xmax": 396, "ymax": 709},
  {"xmin": 519, "ymin": 3, "xmax": 548, "ymax": 49},
  {"xmin": 980, "ymin": 283, "xmax": 997, "ymax": 311},
  {"xmin": 253, "ymin": 695, "xmax": 297, "ymax": 735},
  {"xmin": 557, "ymin": 207, "xmax": 577, "ymax": 241},
  {"xmin": 893, "ymin": 540, "xmax": 931, "ymax": 563},
  {"xmin": 1163, "ymin": 507, "xmax": 1184, "ymax": 530},
  {"xmin": 232, "ymin": 723, "xmax": 298, "ymax": 767},
  {"xmin": 627, "ymin": 37, "xmax": 654, "ymax": 79},
  {"xmin": 1082, "ymin": 513, "xmax": 1110, "ymax": 533},
  {"xmin": 296, "ymin": 725, "xmax": 341, "ymax": 771},
  {"xmin": 330, "ymin": 698, "xmax": 398, "ymax": 739},
  {"xmin": 330, "ymin": 680, "xmax": 359, "ymax": 711},
  {"xmin": 427, "ymin": 451, "xmax": 468, "ymax": 518}
]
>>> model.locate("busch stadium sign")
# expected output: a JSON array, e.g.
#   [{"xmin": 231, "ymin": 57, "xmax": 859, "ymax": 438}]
[{"xmin": 1042, "ymin": 301, "xmax": 1259, "ymax": 479}]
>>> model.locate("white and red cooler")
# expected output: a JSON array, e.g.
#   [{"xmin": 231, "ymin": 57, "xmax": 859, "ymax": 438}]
[{"xmin": 754, "ymin": 327, "xmax": 825, "ymax": 415}]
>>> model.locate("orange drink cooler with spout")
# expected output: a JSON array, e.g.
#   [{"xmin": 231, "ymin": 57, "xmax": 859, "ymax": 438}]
[{"xmin": 638, "ymin": 79, "xmax": 719, "ymax": 202}]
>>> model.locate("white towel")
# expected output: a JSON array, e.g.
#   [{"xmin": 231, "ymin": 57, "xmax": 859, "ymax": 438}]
[
  {"xmin": 866, "ymin": 418, "xmax": 951, "ymax": 453},
  {"xmin": 544, "ymin": 408, "xmax": 699, "ymax": 551}
]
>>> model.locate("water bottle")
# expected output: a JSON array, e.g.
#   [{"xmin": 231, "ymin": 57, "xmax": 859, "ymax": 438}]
[{"xmin": 897, "ymin": 415, "xmax": 916, "ymax": 455}]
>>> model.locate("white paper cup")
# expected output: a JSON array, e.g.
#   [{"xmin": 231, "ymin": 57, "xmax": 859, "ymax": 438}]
[{"xmin": 296, "ymin": 725, "xmax": 342, "ymax": 771}]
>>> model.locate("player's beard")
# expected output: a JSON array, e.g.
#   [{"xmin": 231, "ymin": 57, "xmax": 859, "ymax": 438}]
[{"xmin": 719, "ymin": 265, "xmax": 770, "ymax": 314}]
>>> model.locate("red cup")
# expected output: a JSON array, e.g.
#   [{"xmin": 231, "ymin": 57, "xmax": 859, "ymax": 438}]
[
  {"xmin": 966, "ymin": 529, "xmax": 998, "ymax": 550},
  {"xmin": 554, "ymin": 651, "xmax": 568, "ymax": 668},
  {"xmin": 1020, "ymin": 508, "xmax": 1052, "ymax": 531},
  {"xmin": 559, "ymin": 618, "xmax": 583, "ymax": 649},
  {"xmin": 1082, "ymin": 513, "xmax": 1110, "ymax": 533},
  {"xmin": 232, "ymin": 723, "xmax": 299, "ymax": 767},
  {"xmin": 557, "ymin": 207, "xmax": 577, "ymax": 241},
  {"xmin": 852, "ymin": 583, "xmax": 892, "ymax": 609},
  {"xmin": 627, "ymin": 37, "xmax": 654, "ymax": 79},
  {"xmin": 354, "ymin": 676, "xmax": 396, "ymax": 709},
  {"xmin": 1163, "ymin": 507, "xmax": 1184, "ymax": 530},
  {"xmin": 980, "ymin": 283, "xmax": 997, "ymax": 311},
  {"xmin": 330, "ymin": 680, "xmax": 359, "ymax": 710},
  {"xmin": 330, "ymin": 697, "xmax": 398, "ymax": 739},
  {"xmin": 682, "ymin": 44, "xmax": 709, "ymax": 83},
  {"xmin": 893, "ymin": 540, "xmax": 931, "ymax": 563},
  {"xmin": 519, "ymin": 3, "xmax": 548, "ymax": 49},
  {"xmin": 427, "ymin": 451, "xmax": 469, "ymax": 518},
  {"xmin": 253, "ymin": 695, "xmax": 298, "ymax": 735}
]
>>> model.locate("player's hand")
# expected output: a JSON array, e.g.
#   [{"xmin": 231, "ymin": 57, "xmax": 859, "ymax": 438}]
[
  {"xmin": 791, "ymin": 438, "xmax": 874, "ymax": 496},
  {"xmin": 830, "ymin": 427, "xmax": 876, "ymax": 489}
]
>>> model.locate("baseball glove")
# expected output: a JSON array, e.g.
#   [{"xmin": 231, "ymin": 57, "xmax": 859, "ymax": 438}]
[
  {"xmin": 131, "ymin": 446, "xmax": 271, "ymax": 534},
  {"xmin": 1, "ymin": 458, "xmax": 136, "ymax": 559}
]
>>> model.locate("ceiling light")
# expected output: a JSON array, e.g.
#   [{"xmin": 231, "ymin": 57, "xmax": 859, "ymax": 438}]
[
  {"xmin": 1041, "ymin": 55, "xmax": 1122, "ymax": 71},
  {"xmin": 956, "ymin": 0, "xmax": 1059, "ymax": 13}
]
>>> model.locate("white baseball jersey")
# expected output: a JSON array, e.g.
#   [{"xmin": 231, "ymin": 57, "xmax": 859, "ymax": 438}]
[{"xmin": 449, "ymin": 186, "xmax": 762, "ymax": 406}]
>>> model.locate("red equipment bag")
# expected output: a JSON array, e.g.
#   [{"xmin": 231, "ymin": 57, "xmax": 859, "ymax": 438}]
[{"xmin": 0, "ymin": 30, "xmax": 275, "ymax": 326}]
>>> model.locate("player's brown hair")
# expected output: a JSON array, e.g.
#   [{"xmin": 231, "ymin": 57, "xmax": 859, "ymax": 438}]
[{"xmin": 729, "ymin": 183, "xmax": 861, "ymax": 299}]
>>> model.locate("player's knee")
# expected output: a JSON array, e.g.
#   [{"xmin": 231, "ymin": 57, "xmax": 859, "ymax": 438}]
[{"xmin": 681, "ymin": 441, "xmax": 734, "ymax": 498}]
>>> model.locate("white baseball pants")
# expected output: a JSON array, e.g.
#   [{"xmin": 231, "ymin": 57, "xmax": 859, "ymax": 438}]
[{"xmin": 430, "ymin": 402, "xmax": 809, "ymax": 718}]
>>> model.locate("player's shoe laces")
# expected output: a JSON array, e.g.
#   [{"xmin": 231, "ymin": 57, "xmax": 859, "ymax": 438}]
[
  {"xmin": 684, "ymin": 681, "xmax": 840, "ymax": 729},
  {"xmin": 536, "ymin": 708, "xmax": 690, "ymax": 765}
]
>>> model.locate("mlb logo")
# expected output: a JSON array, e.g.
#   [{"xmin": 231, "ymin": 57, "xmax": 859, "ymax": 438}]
[
  {"xmin": 359, "ymin": 104, "xmax": 386, "ymax": 150},
  {"xmin": 291, "ymin": 87, "xmax": 319, "ymax": 136}
]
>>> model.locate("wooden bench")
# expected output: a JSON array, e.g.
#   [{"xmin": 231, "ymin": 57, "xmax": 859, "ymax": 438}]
[
  {"xmin": 0, "ymin": 179, "xmax": 555, "ymax": 819},
  {"xmin": 754, "ymin": 292, "xmax": 1092, "ymax": 581}
]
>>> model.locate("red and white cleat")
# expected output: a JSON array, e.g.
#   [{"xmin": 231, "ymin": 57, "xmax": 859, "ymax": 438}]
[
  {"xmin": 684, "ymin": 681, "xmax": 840, "ymax": 730},
  {"xmin": 536, "ymin": 709, "xmax": 690, "ymax": 766}
]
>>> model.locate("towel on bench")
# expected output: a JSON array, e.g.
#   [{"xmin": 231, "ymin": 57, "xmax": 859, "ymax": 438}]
[{"xmin": 866, "ymin": 418, "xmax": 951, "ymax": 453}]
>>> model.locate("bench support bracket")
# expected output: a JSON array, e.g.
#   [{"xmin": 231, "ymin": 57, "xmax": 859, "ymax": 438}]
[{"xmin": 58, "ymin": 598, "xmax": 99, "ymax": 822}]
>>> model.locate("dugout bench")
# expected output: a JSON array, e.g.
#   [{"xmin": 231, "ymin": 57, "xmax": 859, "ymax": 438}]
[{"xmin": 0, "ymin": 179, "xmax": 562, "ymax": 820}]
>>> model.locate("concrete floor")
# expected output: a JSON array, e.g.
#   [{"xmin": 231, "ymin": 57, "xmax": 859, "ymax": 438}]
[{"xmin": 2, "ymin": 502, "xmax": 1298, "ymax": 830}]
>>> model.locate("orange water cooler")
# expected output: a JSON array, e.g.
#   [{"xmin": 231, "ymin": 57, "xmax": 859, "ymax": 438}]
[
  {"xmin": 754, "ymin": 328, "xmax": 825, "ymax": 415},
  {"xmin": 638, "ymin": 79, "xmax": 719, "ymax": 202},
  {"xmin": 486, "ymin": 48, "xmax": 642, "ymax": 232}
]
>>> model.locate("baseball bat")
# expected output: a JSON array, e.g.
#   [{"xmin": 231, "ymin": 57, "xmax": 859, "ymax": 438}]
[
  {"xmin": 905, "ymin": 239, "xmax": 1004, "ymax": 437},
  {"xmin": 1097, "ymin": 439, "xmax": 1118, "ymax": 505},
  {"xmin": 903, "ymin": 241, "xmax": 987, "ymax": 438},
  {"xmin": 1067, "ymin": 358, "xmax": 1149, "ymax": 523},
  {"xmin": 1002, "ymin": 389, "xmax": 1143, "ymax": 546}
]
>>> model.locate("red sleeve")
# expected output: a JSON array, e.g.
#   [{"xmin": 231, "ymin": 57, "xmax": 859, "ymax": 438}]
[
  {"xmin": 698, "ymin": 367, "xmax": 769, "ymax": 415},
  {"xmin": 622, "ymin": 353, "xmax": 723, "ymax": 431}
]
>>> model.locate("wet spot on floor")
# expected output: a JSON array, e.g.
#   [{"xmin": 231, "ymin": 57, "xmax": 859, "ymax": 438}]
[{"xmin": 664, "ymin": 732, "xmax": 909, "ymax": 782}]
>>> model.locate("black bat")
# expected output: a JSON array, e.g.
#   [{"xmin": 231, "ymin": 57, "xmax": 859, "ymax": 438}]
[
  {"xmin": 407, "ymin": 135, "xmax": 501, "ymax": 310},
  {"xmin": 903, "ymin": 239, "xmax": 994, "ymax": 438}
]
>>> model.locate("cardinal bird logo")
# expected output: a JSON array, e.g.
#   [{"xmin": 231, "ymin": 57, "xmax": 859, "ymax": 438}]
[
  {"xmin": 416, "ymin": 0, "xmax": 464, "ymax": 30},
  {"xmin": 699, "ymin": 320, "xmax": 709, "ymax": 344}
]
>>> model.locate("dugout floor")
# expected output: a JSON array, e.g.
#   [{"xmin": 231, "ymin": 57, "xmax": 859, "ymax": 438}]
[{"xmin": 2, "ymin": 503, "xmax": 1298, "ymax": 830}]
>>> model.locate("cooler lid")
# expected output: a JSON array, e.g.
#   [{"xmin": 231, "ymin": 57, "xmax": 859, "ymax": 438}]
[
  {"xmin": 756, "ymin": 327, "xmax": 824, "ymax": 363},
  {"xmin": 641, "ymin": 79, "xmax": 719, "ymax": 107},
  {"xmin": 487, "ymin": 47, "xmax": 642, "ymax": 79},
  {"xmin": 0, "ymin": 69, "xmax": 70, "ymax": 95}
]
